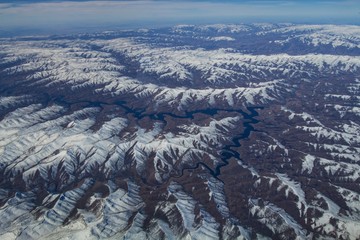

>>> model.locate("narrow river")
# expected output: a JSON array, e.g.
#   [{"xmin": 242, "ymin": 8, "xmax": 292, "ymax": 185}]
[{"xmin": 54, "ymin": 96, "xmax": 261, "ymax": 180}]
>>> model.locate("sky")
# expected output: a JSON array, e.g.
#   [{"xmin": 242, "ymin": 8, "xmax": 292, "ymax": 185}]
[{"xmin": 0, "ymin": 0, "xmax": 359, "ymax": 36}]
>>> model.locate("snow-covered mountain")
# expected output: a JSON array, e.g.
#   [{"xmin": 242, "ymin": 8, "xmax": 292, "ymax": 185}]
[{"xmin": 0, "ymin": 23, "xmax": 359, "ymax": 239}]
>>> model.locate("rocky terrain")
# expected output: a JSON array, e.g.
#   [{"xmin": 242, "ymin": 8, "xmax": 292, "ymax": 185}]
[{"xmin": 0, "ymin": 23, "xmax": 359, "ymax": 239}]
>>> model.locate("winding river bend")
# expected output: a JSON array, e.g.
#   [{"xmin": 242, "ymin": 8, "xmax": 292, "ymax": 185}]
[
  {"xmin": 163, "ymin": 106, "xmax": 261, "ymax": 180},
  {"xmin": 129, "ymin": 104, "xmax": 261, "ymax": 179},
  {"xmin": 54, "ymin": 96, "xmax": 261, "ymax": 180}
]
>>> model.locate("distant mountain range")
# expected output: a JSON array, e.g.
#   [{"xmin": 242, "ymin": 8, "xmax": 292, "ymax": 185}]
[{"xmin": 0, "ymin": 23, "xmax": 359, "ymax": 239}]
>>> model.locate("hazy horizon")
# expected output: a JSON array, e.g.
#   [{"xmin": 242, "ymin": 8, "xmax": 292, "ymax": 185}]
[{"xmin": 1, "ymin": 0, "xmax": 359, "ymax": 36}]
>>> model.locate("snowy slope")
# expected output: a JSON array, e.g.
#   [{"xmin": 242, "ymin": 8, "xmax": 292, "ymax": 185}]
[{"xmin": 0, "ymin": 23, "xmax": 360, "ymax": 239}]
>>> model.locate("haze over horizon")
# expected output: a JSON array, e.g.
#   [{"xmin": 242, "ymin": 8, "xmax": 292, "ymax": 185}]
[
  {"xmin": 0, "ymin": 0, "xmax": 359, "ymax": 36},
  {"xmin": 1, "ymin": 1, "xmax": 360, "ymax": 239}
]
